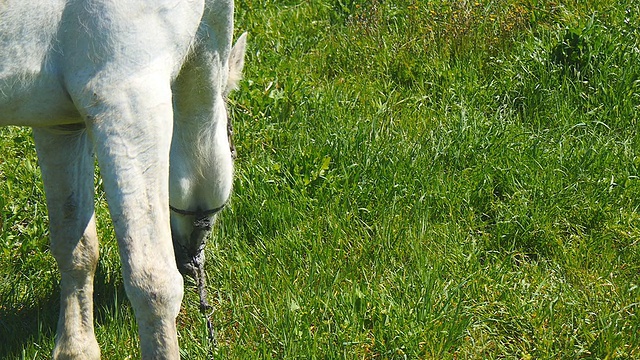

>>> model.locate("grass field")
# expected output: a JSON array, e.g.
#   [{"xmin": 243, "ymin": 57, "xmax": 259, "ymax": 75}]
[{"xmin": 2, "ymin": 0, "xmax": 640, "ymax": 358}]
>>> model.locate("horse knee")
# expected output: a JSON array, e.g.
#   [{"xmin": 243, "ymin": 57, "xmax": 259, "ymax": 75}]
[
  {"xmin": 50, "ymin": 221, "xmax": 99, "ymax": 276},
  {"xmin": 124, "ymin": 264, "xmax": 184, "ymax": 319}
]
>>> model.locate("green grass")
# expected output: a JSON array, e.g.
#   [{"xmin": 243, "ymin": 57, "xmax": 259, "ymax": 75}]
[{"xmin": 2, "ymin": 0, "xmax": 640, "ymax": 358}]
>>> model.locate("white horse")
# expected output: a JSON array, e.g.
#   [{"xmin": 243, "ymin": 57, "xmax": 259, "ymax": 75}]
[{"xmin": 0, "ymin": 0, "xmax": 246, "ymax": 358}]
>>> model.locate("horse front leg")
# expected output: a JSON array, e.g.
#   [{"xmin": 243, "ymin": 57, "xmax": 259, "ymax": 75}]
[
  {"xmin": 79, "ymin": 77, "xmax": 183, "ymax": 359},
  {"xmin": 33, "ymin": 125, "xmax": 100, "ymax": 360}
]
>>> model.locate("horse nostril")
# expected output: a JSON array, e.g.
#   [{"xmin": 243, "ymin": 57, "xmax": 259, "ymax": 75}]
[
  {"xmin": 173, "ymin": 242, "xmax": 198, "ymax": 278},
  {"xmin": 193, "ymin": 216, "xmax": 212, "ymax": 231},
  {"xmin": 176, "ymin": 259, "xmax": 197, "ymax": 278}
]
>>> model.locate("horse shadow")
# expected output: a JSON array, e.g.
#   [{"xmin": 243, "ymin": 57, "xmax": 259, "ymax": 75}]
[{"xmin": 0, "ymin": 259, "xmax": 128, "ymax": 359}]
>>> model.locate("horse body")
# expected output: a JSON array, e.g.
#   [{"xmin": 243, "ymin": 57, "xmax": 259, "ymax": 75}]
[
  {"xmin": 0, "ymin": 1, "xmax": 74, "ymax": 125},
  {"xmin": 0, "ymin": 0, "xmax": 246, "ymax": 358}
]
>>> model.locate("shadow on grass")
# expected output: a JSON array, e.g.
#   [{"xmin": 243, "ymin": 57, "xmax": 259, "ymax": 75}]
[
  {"xmin": 0, "ymin": 261, "xmax": 127, "ymax": 359},
  {"xmin": 0, "ymin": 289, "xmax": 58, "ymax": 358}
]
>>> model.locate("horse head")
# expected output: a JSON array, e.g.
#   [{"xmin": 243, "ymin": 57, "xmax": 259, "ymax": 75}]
[{"xmin": 169, "ymin": 32, "xmax": 247, "ymax": 282}]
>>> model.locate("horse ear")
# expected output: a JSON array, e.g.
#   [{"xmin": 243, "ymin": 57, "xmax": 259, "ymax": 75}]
[{"xmin": 226, "ymin": 32, "xmax": 247, "ymax": 94}]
